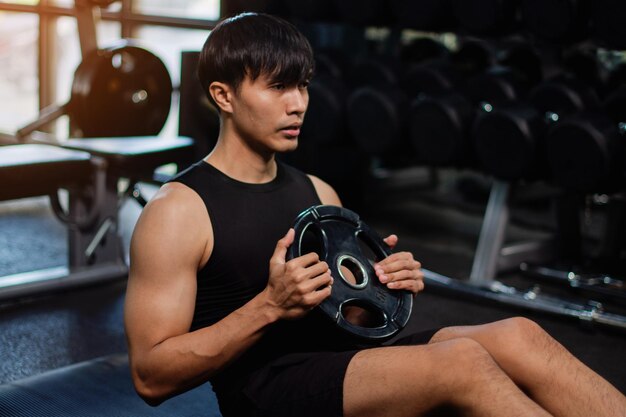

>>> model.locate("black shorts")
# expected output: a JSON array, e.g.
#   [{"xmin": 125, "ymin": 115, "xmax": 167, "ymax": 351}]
[{"xmin": 218, "ymin": 328, "xmax": 441, "ymax": 417}]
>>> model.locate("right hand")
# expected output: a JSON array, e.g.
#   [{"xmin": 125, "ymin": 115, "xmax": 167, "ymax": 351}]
[{"xmin": 264, "ymin": 228, "xmax": 333, "ymax": 320}]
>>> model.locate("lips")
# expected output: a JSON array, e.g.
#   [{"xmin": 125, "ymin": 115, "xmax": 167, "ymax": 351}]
[{"xmin": 281, "ymin": 124, "xmax": 302, "ymax": 137}]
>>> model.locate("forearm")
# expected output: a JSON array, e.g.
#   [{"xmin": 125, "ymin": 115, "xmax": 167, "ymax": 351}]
[{"xmin": 131, "ymin": 292, "xmax": 279, "ymax": 405}]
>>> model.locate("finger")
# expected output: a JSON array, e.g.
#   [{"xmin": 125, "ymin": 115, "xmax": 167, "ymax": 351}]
[
  {"xmin": 298, "ymin": 259, "xmax": 329, "ymax": 280},
  {"xmin": 383, "ymin": 234, "xmax": 398, "ymax": 250},
  {"xmin": 376, "ymin": 254, "xmax": 420, "ymax": 273},
  {"xmin": 301, "ymin": 271, "xmax": 333, "ymax": 293},
  {"xmin": 387, "ymin": 278, "xmax": 424, "ymax": 294},
  {"xmin": 380, "ymin": 268, "xmax": 418, "ymax": 284},
  {"xmin": 302, "ymin": 282, "xmax": 333, "ymax": 307},
  {"xmin": 270, "ymin": 228, "xmax": 295, "ymax": 265},
  {"xmin": 290, "ymin": 252, "xmax": 321, "ymax": 267}
]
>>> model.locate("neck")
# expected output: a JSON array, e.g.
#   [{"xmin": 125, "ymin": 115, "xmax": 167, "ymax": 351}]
[{"xmin": 205, "ymin": 131, "xmax": 277, "ymax": 184}]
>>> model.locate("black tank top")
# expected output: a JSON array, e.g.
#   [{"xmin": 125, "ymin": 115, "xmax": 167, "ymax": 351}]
[
  {"xmin": 170, "ymin": 160, "xmax": 353, "ymax": 394},
  {"xmin": 171, "ymin": 160, "xmax": 320, "ymax": 329}
]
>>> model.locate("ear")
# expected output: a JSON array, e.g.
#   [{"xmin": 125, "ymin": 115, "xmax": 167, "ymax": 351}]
[{"xmin": 209, "ymin": 81, "xmax": 234, "ymax": 113}]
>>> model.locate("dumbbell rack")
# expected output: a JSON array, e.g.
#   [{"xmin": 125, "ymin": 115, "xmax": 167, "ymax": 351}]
[{"xmin": 422, "ymin": 179, "xmax": 626, "ymax": 330}]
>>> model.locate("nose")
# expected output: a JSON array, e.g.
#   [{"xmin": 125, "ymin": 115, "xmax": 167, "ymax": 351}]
[{"xmin": 286, "ymin": 87, "xmax": 308, "ymax": 115}]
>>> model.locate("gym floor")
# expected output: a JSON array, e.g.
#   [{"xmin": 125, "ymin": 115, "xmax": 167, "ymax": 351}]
[{"xmin": 0, "ymin": 170, "xmax": 625, "ymax": 395}]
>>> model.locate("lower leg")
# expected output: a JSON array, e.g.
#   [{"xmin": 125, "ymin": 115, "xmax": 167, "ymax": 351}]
[
  {"xmin": 343, "ymin": 338, "xmax": 553, "ymax": 417},
  {"xmin": 430, "ymin": 317, "xmax": 626, "ymax": 417}
]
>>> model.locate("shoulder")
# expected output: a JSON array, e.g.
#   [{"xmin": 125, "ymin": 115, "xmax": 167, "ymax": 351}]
[
  {"xmin": 307, "ymin": 174, "xmax": 342, "ymax": 206},
  {"xmin": 131, "ymin": 182, "xmax": 212, "ymax": 263},
  {"xmin": 142, "ymin": 182, "xmax": 208, "ymax": 224}
]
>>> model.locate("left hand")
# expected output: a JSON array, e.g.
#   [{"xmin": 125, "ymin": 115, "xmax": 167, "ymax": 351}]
[{"xmin": 374, "ymin": 234, "xmax": 424, "ymax": 295}]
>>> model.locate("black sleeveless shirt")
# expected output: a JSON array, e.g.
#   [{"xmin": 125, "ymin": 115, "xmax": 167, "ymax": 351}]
[{"xmin": 170, "ymin": 160, "xmax": 350, "ymax": 395}]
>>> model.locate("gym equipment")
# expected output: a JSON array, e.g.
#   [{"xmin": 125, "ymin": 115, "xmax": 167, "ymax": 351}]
[
  {"xmin": 520, "ymin": 0, "xmax": 591, "ymax": 43},
  {"xmin": 17, "ymin": 42, "xmax": 172, "ymax": 139},
  {"xmin": 0, "ymin": 144, "xmax": 96, "ymax": 202},
  {"xmin": 423, "ymin": 267, "xmax": 626, "ymax": 329},
  {"xmin": 407, "ymin": 39, "xmax": 496, "ymax": 166},
  {"xmin": 70, "ymin": 43, "xmax": 172, "ymax": 137},
  {"xmin": 471, "ymin": 74, "xmax": 599, "ymax": 182},
  {"xmin": 0, "ymin": 137, "xmax": 194, "ymax": 301},
  {"xmin": 520, "ymin": 263, "xmax": 626, "ymax": 301},
  {"xmin": 411, "ymin": 39, "xmax": 543, "ymax": 169},
  {"xmin": 347, "ymin": 38, "xmax": 450, "ymax": 156},
  {"xmin": 287, "ymin": 205, "xmax": 413, "ymax": 340},
  {"xmin": 545, "ymin": 88, "xmax": 625, "ymax": 193},
  {"xmin": 17, "ymin": 0, "xmax": 172, "ymax": 141}
]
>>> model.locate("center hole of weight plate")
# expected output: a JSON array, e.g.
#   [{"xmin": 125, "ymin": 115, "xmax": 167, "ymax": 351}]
[{"xmin": 338, "ymin": 255, "xmax": 368, "ymax": 289}]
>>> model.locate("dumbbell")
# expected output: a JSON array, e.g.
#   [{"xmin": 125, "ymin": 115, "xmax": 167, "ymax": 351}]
[
  {"xmin": 409, "ymin": 39, "xmax": 542, "ymax": 168},
  {"xmin": 471, "ymin": 74, "xmax": 599, "ymax": 182},
  {"xmin": 346, "ymin": 37, "xmax": 450, "ymax": 158},
  {"xmin": 545, "ymin": 87, "xmax": 626, "ymax": 193},
  {"xmin": 470, "ymin": 46, "xmax": 608, "ymax": 182}
]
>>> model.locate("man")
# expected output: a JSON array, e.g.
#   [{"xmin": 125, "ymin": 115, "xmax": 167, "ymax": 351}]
[{"xmin": 124, "ymin": 12, "xmax": 626, "ymax": 417}]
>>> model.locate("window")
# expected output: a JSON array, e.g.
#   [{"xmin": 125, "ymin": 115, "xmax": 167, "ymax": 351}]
[
  {"xmin": 0, "ymin": 0, "xmax": 220, "ymax": 137},
  {"xmin": 134, "ymin": 0, "xmax": 219, "ymax": 20},
  {"xmin": 0, "ymin": 12, "xmax": 38, "ymax": 132}
]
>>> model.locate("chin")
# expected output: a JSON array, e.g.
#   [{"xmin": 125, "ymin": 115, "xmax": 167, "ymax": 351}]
[{"xmin": 278, "ymin": 138, "xmax": 299, "ymax": 152}]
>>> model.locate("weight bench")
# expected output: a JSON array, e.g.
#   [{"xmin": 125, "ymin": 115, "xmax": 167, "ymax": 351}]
[
  {"xmin": 0, "ymin": 353, "xmax": 221, "ymax": 417},
  {"xmin": 0, "ymin": 137, "xmax": 194, "ymax": 301},
  {"xmin": 0, "ymin": 144, "xmax": 95, "ymax": 201}
]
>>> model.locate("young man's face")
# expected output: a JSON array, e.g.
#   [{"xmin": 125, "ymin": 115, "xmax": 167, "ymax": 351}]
[{"xmin": 229, "ymin": 72, "xmax": 309, "ymax": 154}]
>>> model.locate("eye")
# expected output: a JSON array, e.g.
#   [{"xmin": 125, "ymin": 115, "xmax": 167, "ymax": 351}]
[
  {"xmin": 271, "ymin": 83, "xmax": 286, "ymax": 91},
  {"xmin": 299, "ymin": 81, "xmax": 310, "ymax": 89}
]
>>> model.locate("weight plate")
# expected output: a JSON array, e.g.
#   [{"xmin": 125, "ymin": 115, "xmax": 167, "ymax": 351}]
[
  {"xmin": 287, "ymin": 205, "xmax": 413, "ymax": 340},
  {"xmin": 70, "ymin": 42, "xmax": 172, "ymax": 137}
]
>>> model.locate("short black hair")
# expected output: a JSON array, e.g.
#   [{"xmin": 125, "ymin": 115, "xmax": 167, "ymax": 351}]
[{"xmin": 197, "ymin": 12, "xmax": 315, "ymax": 105}]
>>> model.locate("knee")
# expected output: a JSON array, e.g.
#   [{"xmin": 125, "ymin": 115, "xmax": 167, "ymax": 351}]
[
  {"xmin": 434, "ymin": 338, "xmax": 508, "ymax": 388},
  {"xmin": 438, "ymin": 337, "xmax": 497, "ymax": 374},
  {"xmin": 498, "ymin": 317, "xmax": 549, "ymax": 347}
]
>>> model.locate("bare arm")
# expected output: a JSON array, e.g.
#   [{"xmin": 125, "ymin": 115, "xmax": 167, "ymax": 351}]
[
  {"xmin": 124, "ymin": 183, "xmax": 332, "ymax": 405},
  {"xmin": 308, "ymin": 174, "xmax": 342, "ymax": 206}
]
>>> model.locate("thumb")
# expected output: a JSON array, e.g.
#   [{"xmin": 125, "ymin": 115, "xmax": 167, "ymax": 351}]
[{"xmin": 271, "ymin": 228, "xmax": 295, "ymax": 265}]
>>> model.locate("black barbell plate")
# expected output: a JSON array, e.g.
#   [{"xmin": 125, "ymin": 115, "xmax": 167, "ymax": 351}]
[
  {"xmin": 69, "ymin": 42, "xmax": 172, "ymax": 137},
  {"xmin": 288, "ymin": 205, "xmax": 413, "ymax": 341}
]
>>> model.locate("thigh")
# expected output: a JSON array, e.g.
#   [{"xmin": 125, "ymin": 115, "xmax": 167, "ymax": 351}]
[{"xmin": 344, "ymin": 343, "xmax": 453, "ymax": 417}]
